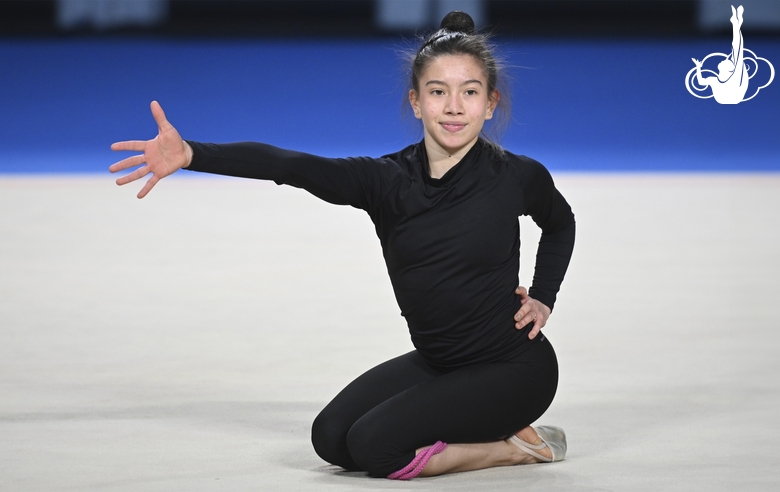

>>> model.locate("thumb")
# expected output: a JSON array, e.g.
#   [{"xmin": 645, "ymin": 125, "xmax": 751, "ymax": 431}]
[
  {"xmin": 515, "ymin": 285, "xmax": 528, "ymax": 297},
  {"xmin": 150, "ymin": 100, "xmax": 172, "ymax": 132}
]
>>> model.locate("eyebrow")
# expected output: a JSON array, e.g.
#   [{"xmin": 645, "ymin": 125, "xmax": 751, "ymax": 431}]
[{"xmin": 425, "ymin": 79, "xmax": 484, "ymax": 87}]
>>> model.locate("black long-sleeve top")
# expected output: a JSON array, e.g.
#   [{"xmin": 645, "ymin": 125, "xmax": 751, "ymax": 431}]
[{"xmin": 185, "ymin": 139, "xmax": 575, "ymax": 369}]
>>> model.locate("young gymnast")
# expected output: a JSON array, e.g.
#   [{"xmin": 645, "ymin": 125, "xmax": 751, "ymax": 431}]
[{"xmin": 110, "ymin": 11, "xmax": 575, "ymax": 479}]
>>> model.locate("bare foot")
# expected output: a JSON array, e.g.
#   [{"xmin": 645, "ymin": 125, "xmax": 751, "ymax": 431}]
[{"xmin": 507, "ymin": 426, "xmax": 553, "ymax": 464}]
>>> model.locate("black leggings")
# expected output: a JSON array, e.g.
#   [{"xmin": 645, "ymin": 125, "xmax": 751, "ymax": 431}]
[{"xmin": 310, "ymin": 335, "xmax": 558, "ymax": 477}]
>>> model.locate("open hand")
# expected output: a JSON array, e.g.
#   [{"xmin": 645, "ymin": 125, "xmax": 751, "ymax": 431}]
[
  {"xmin": 514, "ymin": 286, "xmax": 552, "ymax": 340},
  {"xmin": 109, "ymin": 101, "xmax": 192, "ymax": 198}
]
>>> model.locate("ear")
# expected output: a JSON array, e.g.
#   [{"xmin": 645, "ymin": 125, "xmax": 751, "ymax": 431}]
[
  {"xmin": 486, "ymin": 90, "xmax": 500, "ymax": 120},
  {"xmin": 409, "ymin": 90, "xmax": 421, "ymax": 119}
]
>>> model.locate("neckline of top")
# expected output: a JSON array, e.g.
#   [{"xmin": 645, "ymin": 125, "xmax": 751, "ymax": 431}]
[{"xmin": 420, "ymin": 139, "xmax": 483, "ymax": 188}]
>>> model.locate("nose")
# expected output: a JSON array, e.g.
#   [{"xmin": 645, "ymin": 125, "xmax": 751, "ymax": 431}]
[{"xmin": 445, "ymin": 94, "xmax": 464, "ymax": 115}]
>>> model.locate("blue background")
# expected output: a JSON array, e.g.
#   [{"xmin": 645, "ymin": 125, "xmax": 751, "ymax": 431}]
[{"xmin": 0, "ymin": 37, "xmax": 777, "ymax": 173}]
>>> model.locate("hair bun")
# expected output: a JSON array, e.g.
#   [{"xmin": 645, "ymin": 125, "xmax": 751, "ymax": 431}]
[{"xmin": 440, "ymin": 11, "xmax": 475, "ymax": 35}]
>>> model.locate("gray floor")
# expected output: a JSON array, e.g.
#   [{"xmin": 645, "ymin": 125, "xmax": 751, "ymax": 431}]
[{"xmin": 1, "ymin": 173, "xmax": 778, "ymax": 491}]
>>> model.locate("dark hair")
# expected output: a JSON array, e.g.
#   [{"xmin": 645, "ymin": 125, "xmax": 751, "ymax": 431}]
[{"xmin": 406, "ymin": 11, "xmax": 511, "ymax": 150}]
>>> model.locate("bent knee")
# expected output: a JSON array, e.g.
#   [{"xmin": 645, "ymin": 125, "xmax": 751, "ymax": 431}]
[
  {"xmin": 311, "ymin": 411, "xmax": 358, "ymax": 470},
  {"xmin": 346, "ymin": 419, "xmax": 412, "ymax": 478}
]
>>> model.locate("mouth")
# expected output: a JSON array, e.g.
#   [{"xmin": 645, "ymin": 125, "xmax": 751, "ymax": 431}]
[{"xmin": 440, "ymin": 122, "xmax": 466, "ymax": 133}]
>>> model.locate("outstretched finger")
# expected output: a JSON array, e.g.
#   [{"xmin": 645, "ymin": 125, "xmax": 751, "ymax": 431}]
[
  {"xmin": 109, "ymin": 154, "xmax": 146, "ymax": 173},
  {"xmin": 150, "ymin": 101, "xmax": 172, "ymax": 132},
  {"xmin": 137, "ymin": 174, "xmax": 160, "ymax": 199},
  {"xmin": 115, "ymin": 165, "xmax": 150, "ymax": 186},
  {"xmin": 111, "ymin": 140, "xmax": 149, "ymax": 152}
]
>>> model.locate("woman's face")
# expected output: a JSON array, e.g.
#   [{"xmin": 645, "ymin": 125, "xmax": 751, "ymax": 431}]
[{"xmin": 410, "ymin": 54, "xmax": 497, "ymax": 158}]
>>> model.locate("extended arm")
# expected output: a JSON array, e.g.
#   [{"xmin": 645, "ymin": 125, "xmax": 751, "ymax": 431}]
[
  {"xmin": 692, "ymin": 58, "xmax": 711, "ymax": 87},
  {"xmin": 110, "ymin": 102, "xmax": 388, "ymax": 210},
  {"xmin": 184, "ymin": 142, "xmax": 388, "ymax": 211}
]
